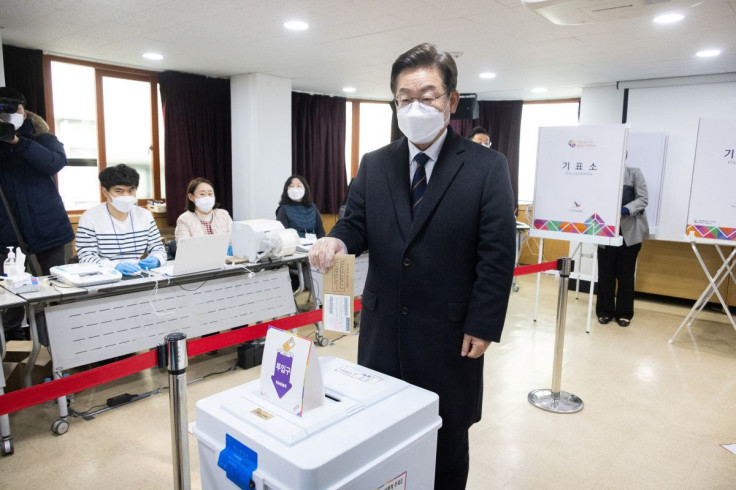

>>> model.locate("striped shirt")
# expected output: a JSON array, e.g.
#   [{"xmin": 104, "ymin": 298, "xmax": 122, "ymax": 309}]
[{"xmin": 76, "ymin": 203, "xmax": 167, "ymax": 267}]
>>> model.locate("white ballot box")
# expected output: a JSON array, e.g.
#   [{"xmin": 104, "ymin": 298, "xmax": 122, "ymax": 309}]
[{"xmin": 192, "ymin": 356, "xmax": 441, "ymax": 490}]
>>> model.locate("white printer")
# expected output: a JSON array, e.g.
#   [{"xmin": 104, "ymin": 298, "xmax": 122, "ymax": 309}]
[
  {"xmin": 231, "ymin": 219, "xmax": 299, "ymax": 262},
  {"xmin": 193, "ymin": 356, "xmax": 441, "ymax": 489}
]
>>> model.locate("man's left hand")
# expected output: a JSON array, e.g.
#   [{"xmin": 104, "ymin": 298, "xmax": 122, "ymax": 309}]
[{"xmin": 461, "ymin": 334, "xmax": 491, "ymax": 358}]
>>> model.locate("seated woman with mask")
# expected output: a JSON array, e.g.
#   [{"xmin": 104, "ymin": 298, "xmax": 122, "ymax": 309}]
[
  {"xmin": 276, "ymin": 175, "xmax": 325, "ymax": 240},
  {"xmin": 76, "ymin": 164, "xmax": 168, "ymax": 275},
  {"xmin": 175, "ymin": 177, "xmax": 232, "ymax": 240}
]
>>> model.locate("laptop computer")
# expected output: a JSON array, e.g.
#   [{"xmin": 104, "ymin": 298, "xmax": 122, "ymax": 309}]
[{"xmin": 152, "ymin": 233, "xmax": 231, "ymax": 277}]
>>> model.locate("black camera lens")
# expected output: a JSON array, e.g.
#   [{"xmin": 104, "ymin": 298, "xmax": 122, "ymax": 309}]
[{"xmin": 0, "ymin": 122, "xmax": 16, "ymax": 142}]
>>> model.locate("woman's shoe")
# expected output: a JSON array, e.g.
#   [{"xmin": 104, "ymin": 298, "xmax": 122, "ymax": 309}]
[
  {"xmin": 617, "ymin": 318, "xmax": 630, "ymax": 327},
  {"xmin": 597, "ymin": 316, "xmax": 612, "ymax": 325}
]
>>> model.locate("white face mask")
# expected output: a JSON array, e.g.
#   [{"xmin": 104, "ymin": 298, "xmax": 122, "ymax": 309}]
[
  {"xmin": 288, "ymin": 187, "xmax": 305, "ymax": 201},
  {"xmin": 0, "ymin": 113, "xmax": 24, "ymax": 131},
  {"xmin": 195, "ymin": 196, "xmax": 215, "ymax": 213},
  {"xmin": 397, "ymin": 101, "xmax": 449, "ymax": 145},
  {"xmin": 110, "ymin": 195, "xmax": 137, "ymax": 213}
]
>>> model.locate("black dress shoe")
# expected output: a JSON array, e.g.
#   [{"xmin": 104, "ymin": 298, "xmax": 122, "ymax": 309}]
[
  {"xmin": 617, "ymin": 318, "xmax": 630, "ymax": 327},
  {"xmin": 597, "ymin": 316, "xmax": 612, "ymax": 325}
]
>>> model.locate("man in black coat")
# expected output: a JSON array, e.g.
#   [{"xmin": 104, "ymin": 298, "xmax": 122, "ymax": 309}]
[
  {"xmin": 0, "ymin": 87, "xmax": 73, "ymax": 339},
  {"xmin": 310, "ymin": 43, "xmax": 516, "ymax": 489}
]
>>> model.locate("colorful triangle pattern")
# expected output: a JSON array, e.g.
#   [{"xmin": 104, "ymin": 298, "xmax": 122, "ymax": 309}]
[
  {"xmin": 533, "ymin": 213, "xmax": 616, "ymax": 237},
  {"xmin": 686, "ymin": 225, "xmax": 736, "ymax": 241}
]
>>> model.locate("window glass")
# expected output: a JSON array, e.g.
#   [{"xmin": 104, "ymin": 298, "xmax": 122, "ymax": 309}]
[
  {"xmin": 52, "ymin": 61, "xmax": 100, "ymax": 210},
  {"xmin": 49, "ymin": 59, "xmax": 164, "ymax": 210},
  {"xmin": 345, "ymin": 101, "xmax": 353, "ymax": 182},
  {"xmin": 518, "ymin": 102, "xmax": 579, "ymax": 203},
  {"xmin": 358, "ymin": 103, "xmax": 392, "ymax": 163},
  {"xmin": 102, "ymin": 76, "xmax": 153, "ymax": 198}
]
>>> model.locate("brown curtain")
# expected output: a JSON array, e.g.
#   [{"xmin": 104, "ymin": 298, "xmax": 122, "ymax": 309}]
[
  {"xmin": 452, "ymin": 100, "xmax": 523, "ymax": 207},
  {"xmin": 159, "ymin": 71, "xmax": 232, "ymax": 226},
  {"xmin": 2, "ymin": 45, "xmax": 46, "ymax": 119},
  {"xmin": 291, "ymin": 92, "xmax": 347, "ymax": 214}
]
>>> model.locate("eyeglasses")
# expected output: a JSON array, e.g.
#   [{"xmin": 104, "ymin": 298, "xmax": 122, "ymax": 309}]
[{"xmin": 394, "ymin": 91, "xmax": 448, "ymax": 109}]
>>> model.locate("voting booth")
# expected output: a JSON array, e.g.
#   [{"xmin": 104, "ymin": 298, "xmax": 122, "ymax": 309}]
[{"xmin": 192, "ymin": 328, "xmax": 441, "ymax": 489}]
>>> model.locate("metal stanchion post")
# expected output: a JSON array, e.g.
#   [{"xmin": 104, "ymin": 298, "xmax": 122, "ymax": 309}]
[
  {"xmin": 528, "ymin": 257, "xmax": 584, "ymax": 414},
  {"xmin": 166, "ymin": 333, "xmax": 191, "ymax": 490}
]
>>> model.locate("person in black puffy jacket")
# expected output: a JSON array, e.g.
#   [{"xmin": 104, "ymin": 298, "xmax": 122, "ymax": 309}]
[{"xmin": 0, "ymin": 87, "xmax": 72, "ymax": 339}]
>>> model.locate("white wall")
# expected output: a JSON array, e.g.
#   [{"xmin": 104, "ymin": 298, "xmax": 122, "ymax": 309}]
[
  {"xmin": 572, "ymin": 78, "xmax": 736, "ymax": 280},
  {"xmin": 231, "ymin": 73, "xmax": 292, "ymax": 221},
  {"xmin": 579, "ymin": 85, "xmax": 624, "ymax": 125}
]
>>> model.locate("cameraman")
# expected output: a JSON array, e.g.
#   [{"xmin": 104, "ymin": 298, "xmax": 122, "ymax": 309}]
[{"xmin": 0, "ymin": 87, "xmax": 73, "ymax": 340}]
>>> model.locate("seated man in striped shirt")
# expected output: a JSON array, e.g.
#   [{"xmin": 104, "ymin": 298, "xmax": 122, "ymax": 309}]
[{"xmin": 76, "ymin": 164, "xmax": 167, "ymax": 276}]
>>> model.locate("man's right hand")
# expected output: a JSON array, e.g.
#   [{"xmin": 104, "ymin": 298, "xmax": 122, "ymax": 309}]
[
  {"xmin": 115, "ymin": 261, "xmax": 142, "ymax": 276},
  {"xmin": 309, "ymin": 237, "xmax": 346, "ymax": 272}
]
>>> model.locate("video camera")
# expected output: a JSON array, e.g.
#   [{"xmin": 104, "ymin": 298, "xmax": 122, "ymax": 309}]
[{"xmin": 0, "ymin": 96, "xmax": 24, "ymax": 142}]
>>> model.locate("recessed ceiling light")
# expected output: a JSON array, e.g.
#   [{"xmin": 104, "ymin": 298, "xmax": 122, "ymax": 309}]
[
  {"xmin": 653, "ymin": 13, "xmax": 684, "ymax": 24},
  {"xmin": 696, "ymin": 49, "xmax": 721, "ymax": 58},
  {"xmin": 143, "ymin": 53, "xmax": 163, "ymax": 60},
  {"xmin": 479, "ymin": 73, "xmax": 497, "ymax": 79},
  {"xmin": 284, "ymin": 21, "xmax": 309, "ymax": 31},
  {"xmin": 343, "ymin": 87, "xmax": 357, "ymax": 93},
  {"xmin": 531, "ymin": 87, "xmax": 548, "ymax": 93}
]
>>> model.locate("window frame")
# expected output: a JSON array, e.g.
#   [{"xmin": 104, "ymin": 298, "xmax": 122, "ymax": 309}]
[
  {"xmin": 43, "ymin": 55, "xmax": 163, "ymax": 211},
  {"xmin": 346, "ymin": 98, "xmax": 393, "ymax": 180}
]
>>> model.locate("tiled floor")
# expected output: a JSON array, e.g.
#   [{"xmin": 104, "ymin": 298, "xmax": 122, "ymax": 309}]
[{"xmin": 2, "ymin": 273, "xmax": 736, "ymax": 489}]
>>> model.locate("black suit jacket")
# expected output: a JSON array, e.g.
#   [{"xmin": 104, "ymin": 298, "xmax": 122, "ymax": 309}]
[{"xmin": 330, "ymin": 127, "xmax": 516, "ymax": 429}]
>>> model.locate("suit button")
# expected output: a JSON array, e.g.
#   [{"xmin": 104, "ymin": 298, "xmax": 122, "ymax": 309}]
[
  {"xmin": 403, "ymin": 258, "xmax": 411, "ymax": 267},
  {"xmin": 401, "ymin": 307, "xmax": 409, "ymax": 315}
]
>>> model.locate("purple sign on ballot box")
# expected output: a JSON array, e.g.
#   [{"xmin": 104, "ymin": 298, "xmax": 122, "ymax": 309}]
[{"xmin": 271, "ymin": 350, "xmax": 293, "ymax": 398}]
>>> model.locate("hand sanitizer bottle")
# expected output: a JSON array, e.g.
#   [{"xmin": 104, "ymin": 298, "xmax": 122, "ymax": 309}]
[{"xmin": 4, "ymin": 247, "xmax": 15, "ymax": 277}]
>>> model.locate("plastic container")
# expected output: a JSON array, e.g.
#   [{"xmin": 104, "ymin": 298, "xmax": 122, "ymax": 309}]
[
  {"xmin": 192, "ymin": 356, "xmax": 441, "ymax": 490},
  {"xmin": 3, "ymin": 247, "xmax": 15, "ymax": 277}
]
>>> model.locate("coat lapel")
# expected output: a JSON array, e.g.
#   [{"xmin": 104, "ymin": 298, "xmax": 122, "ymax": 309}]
[
  {"xmin": 407, "ymin": 127, "xmax": 465, "ymax": 244},
  {"xmin": 384, "ymin": 138, "xmax": 413, "ymax": 240}
]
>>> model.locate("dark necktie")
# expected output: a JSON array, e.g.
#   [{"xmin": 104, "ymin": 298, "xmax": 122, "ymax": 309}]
[{"xmin": 411, "ymin": 152, "xmax": 429, "ymax": 220}]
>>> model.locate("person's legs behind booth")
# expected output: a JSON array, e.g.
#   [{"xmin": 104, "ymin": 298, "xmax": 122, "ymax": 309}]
[
  {"xmin": 613, "ymin": 241, "xmax": 642, "ymax": 326},
  {"xmin": 596, "ymin": 244, "xmax": 618, "ymax": 324}
]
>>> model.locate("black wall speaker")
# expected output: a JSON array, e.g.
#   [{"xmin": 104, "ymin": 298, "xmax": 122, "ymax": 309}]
[{"xmin": 451, "ymin": 93, "xmax": 479, "ymax": 120}]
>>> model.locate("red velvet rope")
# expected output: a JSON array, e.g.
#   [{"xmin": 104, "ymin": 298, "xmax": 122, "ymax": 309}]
[
  {"xmin": 514, "ymin": 261, "xmax": 558, "ymax": 276},
  {"xmin": 0, "ymin": 260, "xmax": 555, "ymax": 416},
  {"xmin": 0, "ymin": 299, "xmax": 363, "ymax": 416}
]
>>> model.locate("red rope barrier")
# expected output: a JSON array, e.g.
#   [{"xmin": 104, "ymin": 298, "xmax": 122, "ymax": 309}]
[
  {"xmin": 0, "ymin": 258, "xmax": 558, "ymax": 417},
  {"xmin": 0, "ymin": 257, "xmax": 560, "ymax": 417},
  {"xmin": 0, "ymin": 299, "xmax": 363, "ymax": 417},
  {"xmin": 514, "ymin": 261, "xmax": 558, "ymax": 276},
  {"xmin": 0, "ymin": 255, "xmax": 561, "ymax": 417}
]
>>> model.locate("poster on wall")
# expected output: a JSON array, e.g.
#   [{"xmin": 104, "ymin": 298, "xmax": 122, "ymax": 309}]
[
  {"xmin": 626, "ymin": 132, "xmax": 668, "ymax": 237},
  {"xmin": 530, "ymin": 124, "xmax": 627, "ymax": 246},
  {"xmin": 685, "ymin": 117, "xmax": 736, "ymax": 244}
]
